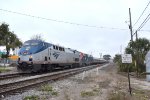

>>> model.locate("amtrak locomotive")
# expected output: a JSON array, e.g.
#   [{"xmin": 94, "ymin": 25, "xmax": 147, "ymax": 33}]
[{"xmin": 17, "ymin": 39, "xmax": 106, "ymax": 72}]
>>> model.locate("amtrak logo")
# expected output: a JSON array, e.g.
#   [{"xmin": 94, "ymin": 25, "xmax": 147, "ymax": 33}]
[{"xmin": 53, "ymin": 52, "xmax": 60, "ymax": 59}]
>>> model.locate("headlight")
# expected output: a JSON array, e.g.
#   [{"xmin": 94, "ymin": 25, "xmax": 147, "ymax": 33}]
[
  {"xmin": 29, "ymin": 55, "xmax": 32, "ymax": 58},
  {"xmin": 29, "ymin": 55, "xmax": 33, "ymax": 61}
]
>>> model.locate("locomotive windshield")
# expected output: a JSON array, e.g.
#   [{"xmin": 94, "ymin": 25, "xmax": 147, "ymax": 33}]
[
  {"xmin": 23, "ymin": 42, "xmax": 39, "ymax": 47},
  {"xmin": 19, "ymin": 39, "xmax": 52, "ymax": 56},
  {"xmin": 19, "ymin": 40, "xmax": 45, "ymax": 55}
]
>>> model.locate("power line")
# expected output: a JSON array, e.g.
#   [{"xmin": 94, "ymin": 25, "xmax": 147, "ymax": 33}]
[
  {"xmin": 137, "ymin": 13, "xmax": 150, "ymax": 31},
  {"xmin": 133, "ymin": 29, "xmax": 150, "ymax": 36},
  {"xmin": 133, "ymin": 1, "xmax": 150, "ymax": 27},
  {"xmin": 140, "ymin": 29, "xmax": 150, "ymax": 32},
  {"xmin": 0, "ymin": 8, "xmax": 127, "ymax": 31},
  {"xmin": 133, "ymin": 13, "xmax": 150, "ymax": 36}
]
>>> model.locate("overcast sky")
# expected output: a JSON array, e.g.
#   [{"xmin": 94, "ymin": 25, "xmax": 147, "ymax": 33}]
[{"xmin": 0, "ymin": 0, "xmax": 150, "ymax": 58}]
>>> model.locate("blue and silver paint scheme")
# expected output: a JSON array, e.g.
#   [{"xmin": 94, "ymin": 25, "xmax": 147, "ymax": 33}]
[
  {"xmin": 17, "ymin": 39, "xmax": 107, "ymax": 73},
  {"xmin": 17, "ymin": 39, "xmax": 80, "ymax": 72},
  {"xmin": 18, "ymin": 40, "xmax": 52, "ymax": 72},
  {"xmin": 18, "ymin": 40, "xmax": 52, "ymax": 62}
]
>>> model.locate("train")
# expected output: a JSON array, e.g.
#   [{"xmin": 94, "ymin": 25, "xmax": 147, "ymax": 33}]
[{"xmin": 17, "ymin": 39, "xmax": 107, "ymax": 73}]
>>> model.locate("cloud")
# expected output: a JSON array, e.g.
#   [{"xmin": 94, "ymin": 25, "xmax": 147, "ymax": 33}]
[{"xmin": 0, "ymin": 0, "xmax": 150, "ymax": 58}]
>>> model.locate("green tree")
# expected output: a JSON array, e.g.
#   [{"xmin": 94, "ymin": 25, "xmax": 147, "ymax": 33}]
[
  {"xmin": 103, "ymin": 54, "xmax": 111, "ymax": 60},
  {"xmin": 0, "ymin": 23, "xmax": 9, "ymax": 45},
  {"xmin": 114, "ymin": 38, "xmax": 150, "ymax": 75},
  {"xmin": 113, "ymin": 54, "xmax": 121, "ymax": 63},
  {"xmin": 9, "ymin": 32, "xmax": 22, "ymax": 54},
  {"xmin": 125, "ymin": 38, "xmax": 150, "ymax": 75},
  {"xmin": 0, "ymin": 23, "xmax": 22, "ymax": 57}
]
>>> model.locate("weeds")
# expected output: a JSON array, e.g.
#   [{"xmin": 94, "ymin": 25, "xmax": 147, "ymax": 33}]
[
  {"xmin": 41, "ymin": 85, "xmax": 53, "ymax": 92},
  {"xmin": 81, "ymin": 88, "xmax": 101, "ymax": 97},
  {"xmin": 108, "ymin": 91, "xmax": 126, "ymax": 100},
  {"xmin": 51, "ymin": 91, "xmax": 58, "ymax": 96},
  {"xmin": 132, "ymin": 89, "xmax": 149, "ymax": 100},
  {"xmin": 23, "ymin": 95, "xmax": 39, "ymax": 100},
  {"xmin": 0, "ymin": 67, "xmax": 10, "ymax": 73},
  {"xmin": 81, "ymin": 91, "xmax": 95, "ymax": 97},
  {"xmin": 41, "ymin": 84, "xmax": 58, "ymax": 96},
  {"xmin": 108, "ymin": 89, "xmax": 150, "ymax": 100}
]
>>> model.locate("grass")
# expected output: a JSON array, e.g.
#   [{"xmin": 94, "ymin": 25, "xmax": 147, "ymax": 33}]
[
  {"xmin": 41, "ymin": 84, "xmax": 58, "ymax": 96},
  {"xmin": 81, "ymin": 91, "xmax": 95, "ymax": 97},
  {"xmin": 108, "ymin": 89, "xmax": 150, "ymax": 100},
  {"xmin": 81, "ymin": 84, "xmax": 102, "ymax": 97},
  {"xmin": 132, "ymin": 89, "xmax": 149, "ymax": 100},
  {"xmin": 41, "ymin": 85, "xmax": 53, "ymax": 92},
  {"xmin": 0, "ymin": 67, "xmax": 11, "ymax": 73},
  {"xmin": 23, "ymin": 95, "xmax": 39, "ymax": 100},
  {"xmin": 108, "ymin": 91, "xmax": 126, "ymax": 100},
  {"xmin": 93, "ymin": 88, "xmax": 99, "ymax": 92},
  {"xmin": 51, "ymin": 91, "xmax": 58, "ymax": 96}
]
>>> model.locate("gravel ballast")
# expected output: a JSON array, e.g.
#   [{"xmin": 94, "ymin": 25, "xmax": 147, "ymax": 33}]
[{"xmin": 2, "ymin": 63, "xmax": 150, "ymax": 100}]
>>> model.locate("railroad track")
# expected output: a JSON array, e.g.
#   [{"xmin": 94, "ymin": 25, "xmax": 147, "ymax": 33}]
[
  {"xmin": 0, "ymin": 73, "xmax": 26, "ymax": 80},
  {"xmin": 0, "ymin": 64, "xmax": 103, "ymax": 97}
]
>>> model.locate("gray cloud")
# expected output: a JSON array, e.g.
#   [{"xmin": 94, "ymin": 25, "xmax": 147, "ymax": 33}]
[{"xmin": 0, "ymin": 0, "xmax": 150, "ymax": 57}]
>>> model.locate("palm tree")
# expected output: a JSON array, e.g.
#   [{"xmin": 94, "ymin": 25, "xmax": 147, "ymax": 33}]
[
  {"xmin": 125, "ymin": 38, "xmax": 150, "ymax": 75},
  {"xmin": 9, "ymin": 32, "xmax": 22, "ymax": 55},
  {"xmin": 0, "ymin": 23, "xmax": 22, "ymax": 57}
]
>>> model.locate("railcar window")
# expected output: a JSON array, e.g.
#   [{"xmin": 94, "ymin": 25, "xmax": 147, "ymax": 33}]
[
  {"xmin": 53, "ymin": 45, "xmax": 55, "ymax": 49},
  {"xmin": 59, "ymin": 47, "xmax": 62, "ymax": 51},
  {"xmin": 56, "ymin": 46, "xmax": 58, "ymax": 50},
  {"xmin": 75, "ymin": 58, "xmax": 79, "ymax": 61}
]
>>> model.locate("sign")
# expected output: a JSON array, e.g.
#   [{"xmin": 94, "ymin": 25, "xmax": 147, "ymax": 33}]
[{"xmin": 122, "ymin": 54, "xmax": 132, "ymax": 63}]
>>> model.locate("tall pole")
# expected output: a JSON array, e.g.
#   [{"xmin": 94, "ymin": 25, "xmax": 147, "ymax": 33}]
[
  {"xmin": 136, "ymin": 31, "xmax": 138, "ymax": 40},
  {"xmin": 128, "ymin": 64, "xmax": 132, "ymax": 95},
  {"xmin": 136, "ymin": 31, "xmax": 139, "ymax": 77},
  {"xmin": 129, "ymin": 8, "xmax": 133, "ymax": 42},
  {"xmin": 128, "ymin": 8, "xmax": 132, "ymax": 96}
]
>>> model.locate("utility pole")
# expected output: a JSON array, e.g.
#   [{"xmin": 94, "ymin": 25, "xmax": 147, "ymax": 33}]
[
  {"xmin": 135, "ymin": 31, "xmax": 139, "ymax": 77},
  {"xmin": 128, "ymin": 8, "xmax": 132, "ymax": 96},
  {"xmin": 135, "ymin": 31, "xmax": 138, "ymax": 40},
  {"xmin": 129, "ymin": 8, "xmax": 133, "ymax": 42}
]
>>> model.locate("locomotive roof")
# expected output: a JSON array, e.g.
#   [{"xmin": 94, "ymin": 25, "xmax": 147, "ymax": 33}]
[
  {"xmin": 25, "ymin": 39, "xmax": 45, "ymax": 43},
  {"xmin": 24, "ymin": 39, "xmax": 53, "ymax": 45}
]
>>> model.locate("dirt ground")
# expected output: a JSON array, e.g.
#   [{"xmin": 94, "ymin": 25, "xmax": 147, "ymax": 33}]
[
  {"xmin": 46, "ymin": 63, "xmax": 150, "ymax": 100},
  {"xmin": 3, "ymin": 62, "xmax": 150, "ymax": 100}
]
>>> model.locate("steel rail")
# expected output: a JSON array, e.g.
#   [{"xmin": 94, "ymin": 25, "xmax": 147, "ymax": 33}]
[
  {"xmin": 0, "ymin": 73, "xmax": 26, "ymax": 80},
  {"xmin": 0, "ymin": 64, "xmax": 100, "ymax": 96}
]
